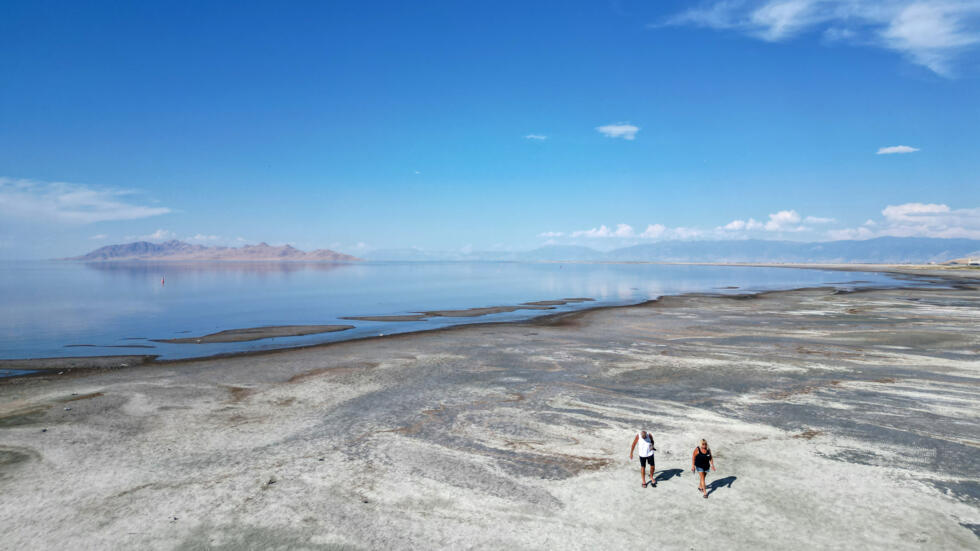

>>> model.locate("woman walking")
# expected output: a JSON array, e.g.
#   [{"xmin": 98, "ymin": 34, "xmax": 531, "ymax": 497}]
[{"xmin": 691, "ymin": 439, "xmax": 715, "ymax": 498}]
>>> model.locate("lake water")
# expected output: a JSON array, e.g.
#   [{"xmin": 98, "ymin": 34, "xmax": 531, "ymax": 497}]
[{"xmin": 0, "ymin": 261, "xmax": 916, "ymax": 362}]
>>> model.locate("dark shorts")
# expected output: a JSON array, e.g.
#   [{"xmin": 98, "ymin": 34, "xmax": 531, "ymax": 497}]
[{"xmin": 639, "ymin": 455, "xmax": 654, "ymax": 467}]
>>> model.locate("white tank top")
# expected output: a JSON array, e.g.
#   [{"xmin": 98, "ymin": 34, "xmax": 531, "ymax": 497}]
[{"xmin": 637, "ymin": 433, "xmax": 654, "ymax": 457}]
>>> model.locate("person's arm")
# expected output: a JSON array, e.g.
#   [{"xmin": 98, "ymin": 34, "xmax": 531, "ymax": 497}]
[
  {"xmin": 691, "ymin": 448, "xmax": 697, "ymax": 472},
  {"xmin": 710, "ymin": 453, "xmax": 716, "ymax": 471},
  {"xmin": 629, "ymin": 435, "xmax": 638, "ymax": 459}
]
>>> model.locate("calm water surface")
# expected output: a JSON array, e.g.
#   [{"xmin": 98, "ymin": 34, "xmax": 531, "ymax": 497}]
[{"xmin": 0, "ymin": 261, "xmax": 913, "ymax": 361}]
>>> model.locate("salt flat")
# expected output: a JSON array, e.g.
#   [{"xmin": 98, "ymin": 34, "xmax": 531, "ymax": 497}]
[{"xmin": 1, "ymin": 278, "xmax": 978, "ymax": 550}]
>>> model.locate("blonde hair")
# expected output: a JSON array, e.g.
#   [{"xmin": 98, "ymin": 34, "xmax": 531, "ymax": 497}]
[{"xmin": 699, "ymin": 439, "xmax": 711, "ymax": 453}]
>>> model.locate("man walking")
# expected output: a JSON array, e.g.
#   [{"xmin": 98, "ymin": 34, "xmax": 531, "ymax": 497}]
[{"xmin": 629, "ymin": 430, "xmax": 657, "ymax": 487}]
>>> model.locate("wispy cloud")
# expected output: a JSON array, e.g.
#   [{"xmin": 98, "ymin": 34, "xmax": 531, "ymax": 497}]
[
  {"xmin": 657, "ymin": 1, "xmax": 980, "ymax": 76},
  {"xmin": 89, "ymin": 234, "xmax": 108, "ymax": 240},
  {"xmin": 524, "ymin": 134, "xmax": 548, "ymax": 140},
  {"xmin": 804, "ymin": 215, "xmax": 835, "ymax": 224},
  {"xmin": 877, "ymin": 145, "xmax": 920, "ymax": 154},
  {"xmin": 0, "ymin": 177, "xmax": 171, "ymax": 224},
  {"xmin": 538, "ymin": 231, "xmax": 565, "ymax": 237},
  {"xmin": 596, "ymin": 123, "xmax": 640, "ymax": 140}
]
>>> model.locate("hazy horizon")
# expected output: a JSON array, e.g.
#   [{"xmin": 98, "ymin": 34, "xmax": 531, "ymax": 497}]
[{"xmin": 2, "ymin": 1, "xmax": 978, "ymax": 259}]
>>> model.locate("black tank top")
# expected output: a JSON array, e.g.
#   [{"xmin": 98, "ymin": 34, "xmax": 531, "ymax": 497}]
[{"xmin": 694, "ymin": 448, "xmax": 711, "ymax": 470}]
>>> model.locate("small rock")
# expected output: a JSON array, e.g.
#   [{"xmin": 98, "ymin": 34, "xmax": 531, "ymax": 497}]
[
  {"xmin": 267, "ymin": 478, "xmax": 276, "ymax": 485},
  {"xmin": 58, "ymin": 371, "xmax": 64, "ymax": 375},
  {"xmin": 71, "ymin": 392, "xmax": 78, "ymax": 396},
  {"xmin": 171, "ymin": 516, "xmax": 178, "ymax": 522},
  {"xmin": 120, "ymin": 363, "xmax": 129, "ymax": 368},
  {"xmin": 64, "ymin": 407, "xmax": 72, "ymax": 411},
  {"xmin": 362, "ymin": 499, "xmax": 369, "ymax": 503},
  {"xmin": 41, "ymin": 428, "xmax": 47, "ymax": 433},
  {"xmin": 318, "ymin": 458, "xmax": 325, "ymax": 461}
]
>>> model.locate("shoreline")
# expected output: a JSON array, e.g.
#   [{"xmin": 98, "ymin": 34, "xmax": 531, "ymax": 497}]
[
  {"xmin": 1, "ymin": 265, "xmax": 977, "ymax": 548},
  {"xmin": 3, "ymin": 264, "xmax": 975, "ymax": 376}
]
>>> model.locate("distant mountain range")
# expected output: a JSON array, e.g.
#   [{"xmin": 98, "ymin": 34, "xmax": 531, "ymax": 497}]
[
  {"xmin": 67, "ymin": 241, "xmax": 362, "ymax": 262},
  {"xmin": 364, "ymin": 238, "xmax": 980, "ymax": 264},
  {"xmin": 69, "ymin": 237, "xmax": 980, "ymax": 264}
]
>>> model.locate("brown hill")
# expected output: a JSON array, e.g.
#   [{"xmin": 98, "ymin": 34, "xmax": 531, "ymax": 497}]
[{"xmin": 67, "ymin": 240, "xmax": 362, "ymax": 262}]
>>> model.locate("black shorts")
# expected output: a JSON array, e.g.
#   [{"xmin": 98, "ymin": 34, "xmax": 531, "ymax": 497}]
[{"xmin": 639, "ymin": 455, "xmax": 654, "ymax": 467}]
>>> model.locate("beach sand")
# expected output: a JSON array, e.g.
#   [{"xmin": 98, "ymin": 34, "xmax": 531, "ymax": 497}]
[{"xmin": 1, "ymin": 273, "xmax": 978, "ymax": 549}]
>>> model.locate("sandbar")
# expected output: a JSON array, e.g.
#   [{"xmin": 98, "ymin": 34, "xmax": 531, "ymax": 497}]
[
  {"xmin": 345, "ymin": 298, "xmax": 595, "ymax": 321},
  {"xmin": 152, "ymin": 324, "xmax": 354, "ymax": 344},
  {"xmin": 340, "ymin": 314, "xmax": 428, "ymax": 322}
]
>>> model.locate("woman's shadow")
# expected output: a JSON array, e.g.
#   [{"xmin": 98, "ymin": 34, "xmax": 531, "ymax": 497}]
[{"xmin": 705, "ymin": 476, "xmax": 737, "ymax": 496}]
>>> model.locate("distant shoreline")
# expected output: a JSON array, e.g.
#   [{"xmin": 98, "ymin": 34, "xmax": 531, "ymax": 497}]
[{"xmin": 3, "ymin": 263, "xmax": 974, "ymax": 376}]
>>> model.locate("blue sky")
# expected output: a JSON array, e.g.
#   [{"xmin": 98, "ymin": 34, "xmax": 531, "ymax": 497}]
[{"xmin": 1, "ymin": 0, "xmax": 979, "ymax": 258}]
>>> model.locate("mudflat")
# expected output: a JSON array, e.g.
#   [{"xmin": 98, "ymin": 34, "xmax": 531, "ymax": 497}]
[{"xmin": 1, "ymin": 275, "xmax": 978, "ymax": 549}]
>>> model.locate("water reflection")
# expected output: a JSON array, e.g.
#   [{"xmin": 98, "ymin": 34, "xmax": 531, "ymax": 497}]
[
  {"xmin": 83, "ymin": 261, "xmax": 356, "ymax": 277},
  {"xmin": 0, "ymin": 261, "xmax": 909, "ymax": 361}
]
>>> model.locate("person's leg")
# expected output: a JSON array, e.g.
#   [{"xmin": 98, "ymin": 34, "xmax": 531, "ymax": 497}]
[
  {"xmin": 648, "ymin": 462, "xmax": 656, "ymax": 485},
  {"xmin": 699, "ymin": 471, "xmax": 706, "ymax": 492},
  {"xmin": 639, "ymin": 457, "xmax": 647, "ymax": 486}
]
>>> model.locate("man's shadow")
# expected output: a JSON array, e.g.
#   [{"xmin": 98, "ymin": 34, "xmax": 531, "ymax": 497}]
[
  {"xmin": 705, "ymin": 476, "xmax": 737, "ymax": 496},
  {"xmin": 653, "ymin": 468, "xmax": 684, "ymax": 483}
]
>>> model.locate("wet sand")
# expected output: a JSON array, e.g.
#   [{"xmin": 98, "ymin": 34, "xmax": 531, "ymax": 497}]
[{"xmin": 1, "ymin": 274, "xmax": 978, "ymax": 549}]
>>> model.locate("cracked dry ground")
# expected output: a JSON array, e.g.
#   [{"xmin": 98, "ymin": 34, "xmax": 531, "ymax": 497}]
[{"xmin": 1, "ymin": 282, "xmax": 979, "ymax": 549}]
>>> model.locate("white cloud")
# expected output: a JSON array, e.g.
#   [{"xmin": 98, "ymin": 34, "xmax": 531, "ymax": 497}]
[
  {"xmin": 0, "ymin": 177, "xmax": 171, "ymax": 224},
  {"xmin": 89, "ymin": 234, "xmax": 108, "ymax": 240},
  {"xmin": 187, "ymin": 233, "xmax": 221, "ymax": 243},
  {"xmin": 881, "ymin": 202, "xmax": 950, "ymax": 222},
  {"xmin": 596, "ymin": 123, "xmax": 640, "ymax": 140},
  {"xmin": 804, "ymin": 215, "xmax": 835, "ymax": 224},
  {"xmin": 764, "ymin": 209, "xmax": 803, "ymax": 231},
  {"xmin": 829, "ymin": 202, "xmax": 980, "ymax": 240},
  {"xmin": 720, "ymin": 217, "xmax": 765, "ymax": 231},
  {"xmin": 571, "ymin": 224, "xmax": 635, "ymax": 238},
  {"xmin": 877, "ymin": 145, "xmax": 920, "ymax": 154},
  {"xmin": 524, "ymin": 134, "xmax": 548, "ymax": 140},
  {"xmin": 827, "ymin": 226, "xmax": 876, "ymax": 240},
  {"xmin": 658, "ymin": 1, "xmax": 980, "ymax": 76},
  {"xmin": 538, "ymin": 231, "xmax": 565, "ymax": 237},
  {"xmin": 640, "ymin": 224, "xmax": 667, "ymax": 238},
  {"xmin": 130, "ymin": 229, "xmax": 177, "ymax": 242},
  {"xmin": 881, "ymin": 2, "xmax": 980, "ymax": 76},
  {"xmin": 670, "ymin": 226, "xmax": 705, "ymax": 239}
]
